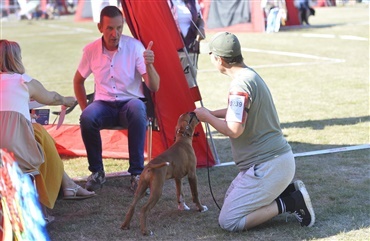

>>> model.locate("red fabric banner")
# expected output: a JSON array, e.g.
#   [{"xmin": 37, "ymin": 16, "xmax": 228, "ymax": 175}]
[{"xmin": 120, "ymin": 0, "xmax": 215, "ymax": 167}]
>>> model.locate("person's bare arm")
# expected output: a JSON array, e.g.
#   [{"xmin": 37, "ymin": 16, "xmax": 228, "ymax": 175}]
[
  {"xmin": 26, "ymin": 79, "xmax": 75, "ymax": 107},
  {"xmin": 194, "ymin": 107, "xmax": 246, "ymax": 139},
  {"xmin": 210, "ymin": 108, "xmax": 227, "ymax": 119},
  {"xmin": 73, "ymin": 70, "xmax": 88, "ymax": 111}
]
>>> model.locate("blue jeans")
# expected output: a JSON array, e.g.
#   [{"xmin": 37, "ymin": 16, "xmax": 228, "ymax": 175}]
[{"xmin": 80, "ymin": 99, "xmax": 146, "ymax": 175}]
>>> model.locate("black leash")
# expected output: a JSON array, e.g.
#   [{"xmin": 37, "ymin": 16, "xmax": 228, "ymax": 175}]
[{"xmin": 205, "ymin": 124, "xmax": 222, "ymax": 211}]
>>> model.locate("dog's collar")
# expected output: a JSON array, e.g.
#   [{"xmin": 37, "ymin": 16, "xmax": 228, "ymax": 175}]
[
  {"xmin": 174, "ymin": 112, "xmax": 199, "ymax": 139},
  {"xmin": 176, "ymin": 128, "xmax": 193, "ymax": 138}
]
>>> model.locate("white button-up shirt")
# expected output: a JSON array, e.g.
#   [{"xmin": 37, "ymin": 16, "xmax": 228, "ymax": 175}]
[{"xmin": 77, "ymin": 35, "xmax": 147, "ymax": 102}]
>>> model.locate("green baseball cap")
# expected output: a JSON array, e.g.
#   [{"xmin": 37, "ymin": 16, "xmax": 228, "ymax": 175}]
[{"xmin": 209, "ymin": 32, "xmax": 241, "ymax": 58}]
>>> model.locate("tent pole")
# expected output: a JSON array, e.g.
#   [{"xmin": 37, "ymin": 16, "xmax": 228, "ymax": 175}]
[
  {"xmin": 201, "ymin": 108, "xmax": 221, "ymax": 165},
  {"xmin": 182, "ymin": 46, "xmax": 221, "ymax": 165}
]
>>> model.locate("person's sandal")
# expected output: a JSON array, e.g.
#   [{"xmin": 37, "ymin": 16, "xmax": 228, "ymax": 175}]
[
  {"xmin": 63, "ymin": 185, "xmax": 96, "ymax": 200},
  {"xmin": 45, "ymin": 214, "xmax": 55, "ymax": 225}
]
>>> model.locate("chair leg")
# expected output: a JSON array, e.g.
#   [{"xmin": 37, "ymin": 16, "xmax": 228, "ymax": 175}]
[
  {"xmin": 147, "ymin": 118, "xmax": 153, "ymax": 161},
  {"xmin": 25, "ymin": 170, "xmax": 39, "ymax": 187}
]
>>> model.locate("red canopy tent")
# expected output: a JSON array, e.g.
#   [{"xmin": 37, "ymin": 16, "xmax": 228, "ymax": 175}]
[
  {"xmin": 120, "ymin": 0, "xmax": 216, "ymax": 167},
  {"xmin": 46, "ymin": 0, "xmax": 216, "ymax": 168},
  {"xmin": 199, "ymin": 0, "xmax": 301, "ymax": 32}
]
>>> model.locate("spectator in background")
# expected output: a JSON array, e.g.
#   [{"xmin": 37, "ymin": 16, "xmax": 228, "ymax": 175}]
[
  {"xmin": 169, "ymin": 0, "xmax": 206, "ymax": 88},
  {"xmin": 17, "ymin": 0, "xmax": 39, "ymax": 20},
  {"xmin": 44, "ymin": 1, "xmax": 59, "ymax": 19},
  {"xmin": 261, "ymin": 0, "xmax": 287, "ymax": 33},
  {"xmin": 294, "ymin": 0, "xmax": 316, "ymax": 25}
]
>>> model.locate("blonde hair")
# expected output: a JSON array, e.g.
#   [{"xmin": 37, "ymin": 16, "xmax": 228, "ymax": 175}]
[{"xmin": 0, "ymin": 40, "xmax": 25, "ymax": 74}]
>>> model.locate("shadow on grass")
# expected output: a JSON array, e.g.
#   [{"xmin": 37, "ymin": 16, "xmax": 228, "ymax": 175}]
[
  {"xmin": 280, "ymin": 22, "xmax": 347, "ymax": 32},
  {"xmin": 208, "ymin": 115, "xmax": 369, "ymax": 159},
  {"xmin": 210, "ymin": 135, "xmax": 368, "ymax": 163},
  {"xmin": 209, "ymin": 116, "xmax": 369, "ymax": 136},
  {"xmin": 281, "ymin": 115, "xmax": 370, "ymax": 130}
]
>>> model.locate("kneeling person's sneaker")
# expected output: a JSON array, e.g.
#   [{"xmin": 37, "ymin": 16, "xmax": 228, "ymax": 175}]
[
  {"xmin": 293, "ymin": 180, "xmax": 305, "ymax": 192},
  {"xmin": 291, "ymin": 188, "xmax": 315, "ymax": 227},
  {"xmin": 280, "ymin": 180, "xmax": 305, "ymax": 198},
  {"xmin": 86, "ymin": 171, "xmax": 106, "ymax": 191}
]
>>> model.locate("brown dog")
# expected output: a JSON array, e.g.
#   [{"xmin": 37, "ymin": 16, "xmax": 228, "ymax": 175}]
[{"xmin": 121, "ymin": 112, "xmax": 208, "ymax": 236}]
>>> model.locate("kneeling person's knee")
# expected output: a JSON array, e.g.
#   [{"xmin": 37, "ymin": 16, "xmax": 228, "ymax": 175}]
[{"xmin": 219, "ymin": 214, "xmax": 246, "ymax": 232}]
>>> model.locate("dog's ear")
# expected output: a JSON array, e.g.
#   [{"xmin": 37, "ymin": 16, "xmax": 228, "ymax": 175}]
[{"xmin": 174, "ymin": 119, "xmax": 187, "ymax": 131}]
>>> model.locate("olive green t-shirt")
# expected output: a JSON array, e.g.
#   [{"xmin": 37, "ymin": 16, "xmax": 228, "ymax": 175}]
[{"xmin": 228, "ymin": 67, "xmax": 291, "ymax": 171}]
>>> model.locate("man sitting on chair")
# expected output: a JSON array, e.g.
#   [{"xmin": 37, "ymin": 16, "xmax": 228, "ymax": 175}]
[{"xmin": 73, "ymin": 6, "xmax": 160, "ymax": 192}]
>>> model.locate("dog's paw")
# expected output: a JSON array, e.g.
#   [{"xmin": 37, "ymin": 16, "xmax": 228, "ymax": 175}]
[
  {"xmin": 121, "ymin": 224, "xmax": 130, "ymax": 230},
  {"xmin": 142, "ymin": 229, "xmax": 154, "ymax": 236},
  {"xmin": 199, "ymin": 205, "xmax": 208, "ymax": 212},
  {"xmin": 178, "ymin": 202, "xmax": 190, "ymax": 211}
]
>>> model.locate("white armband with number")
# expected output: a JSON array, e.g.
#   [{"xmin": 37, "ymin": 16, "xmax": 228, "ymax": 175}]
[{"xmin": 225, "ymin": 92, "xmax": 249, "ymax": 123}]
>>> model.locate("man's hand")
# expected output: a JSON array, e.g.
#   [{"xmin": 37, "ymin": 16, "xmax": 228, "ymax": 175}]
[
  {"xmin": 143, "ymin": 41, "xmax": 154, "ymax": 65},
  {"xmin": 142, "ymin": 41, "xmax": 160, "ymax": 92}
]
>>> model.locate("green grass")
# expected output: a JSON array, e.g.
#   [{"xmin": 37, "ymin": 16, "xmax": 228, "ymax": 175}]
[{"xmin": 1, "ymin": 3, "xmax": 369, "ymax": 240}]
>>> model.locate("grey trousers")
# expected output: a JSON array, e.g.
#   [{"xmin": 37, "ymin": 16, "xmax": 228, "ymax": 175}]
[{"xmin": 219, "ymin": 151, "xmax": 296, "ymax": 231}]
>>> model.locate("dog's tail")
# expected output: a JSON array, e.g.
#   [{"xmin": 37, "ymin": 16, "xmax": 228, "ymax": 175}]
[{"xmin": 147, "ymin": 162, "xmax": 170, "ymax": 170}]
